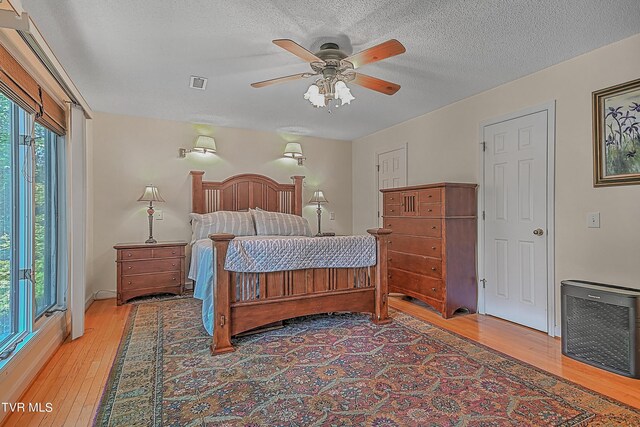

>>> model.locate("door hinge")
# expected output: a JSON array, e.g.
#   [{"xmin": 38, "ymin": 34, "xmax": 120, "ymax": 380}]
[
  {"xmin": 376, "ymin": 164, "xmax": 380, "ymax": 172},
  {"xmin": 481, "ymin": 141, "xmax": 486, "ymax": 152},
  {"xmin": 482, "ymin": 211, "xmax": 485, "ymax": 220},
  {"xmin": 480, "ymin": 278, "xmax": 487, "ymax": 288},
  {"xmin": 377, "ymin": 211, "xmax": 380, "ymax": 218}
]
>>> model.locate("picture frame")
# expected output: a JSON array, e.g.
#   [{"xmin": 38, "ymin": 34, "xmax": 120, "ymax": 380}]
[{"xmin": 592, "ymin": 77, "xmax": 640, "ymax": 187}]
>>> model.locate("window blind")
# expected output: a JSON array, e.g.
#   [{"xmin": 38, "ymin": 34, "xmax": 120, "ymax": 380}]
[{"xmin": 0, "ymin": 43, "xmax": 66, "ymax": 136}]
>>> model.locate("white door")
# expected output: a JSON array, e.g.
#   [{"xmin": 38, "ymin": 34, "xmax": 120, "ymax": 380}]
[
  {"xmin": 483, "ymin": 110, "xmax": 549, "ymax": 332},
  {"xmin": 377, "ymin": 147, "xmax": 407, "ymax": 226}
]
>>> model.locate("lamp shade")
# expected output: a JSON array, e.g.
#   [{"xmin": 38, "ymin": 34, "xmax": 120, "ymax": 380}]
[
  {"xmin": 308, "ymin": 190, "xmax": 328, "ymax": 204},
  {"xmin": 137, "ymin": 185, "xmax": 165, "ymax": 203},
  {"xmin": 193, "ymin": 135, "xmax": 217, "ymax": 153},
  {"xmin": 283, "ymin": 142, "xmax": 303, "ymax": 158}
]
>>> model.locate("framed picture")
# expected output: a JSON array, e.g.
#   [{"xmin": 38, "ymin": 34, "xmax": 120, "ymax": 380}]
[{"xmin": 593, "ymin": 77, "xmax": 640, "ymax": 186}]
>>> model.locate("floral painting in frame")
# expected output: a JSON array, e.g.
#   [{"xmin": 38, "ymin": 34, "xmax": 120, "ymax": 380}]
[{"xmin": 593, "ymin": 77, "xmax": 640, "ymax": 186}]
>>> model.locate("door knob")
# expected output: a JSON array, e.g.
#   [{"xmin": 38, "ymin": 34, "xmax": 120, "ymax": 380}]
[{"xmin": 533, "ymin": 228, "xmax": 544, "ymax": 236}]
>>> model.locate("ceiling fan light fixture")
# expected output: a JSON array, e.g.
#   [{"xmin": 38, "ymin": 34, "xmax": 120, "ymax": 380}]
[
  {"xmin": 304, "ymin": 80, "xmax": 354, "ymax": 108},
  {"xmin": 304, "ymin": 84, "xmax": 326, "ymax": 108}
]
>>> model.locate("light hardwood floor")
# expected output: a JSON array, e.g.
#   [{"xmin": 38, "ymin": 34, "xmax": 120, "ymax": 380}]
[{"xmin": 3, "ymin": 296, "xmax": 639, "ymax": 426}]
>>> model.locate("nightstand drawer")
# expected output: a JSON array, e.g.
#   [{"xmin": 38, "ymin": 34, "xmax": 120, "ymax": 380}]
[
  {"xmin": 121, "ymin": 258, "xmax": 181, "ymax": 275},
  {"xmin": 119, "ymin": 248, "xmax": 153, "ymax": 260},
  {"xmin": 153, "ymin": 247, "xmax": 183, "ymax": 258},
  {"xmin": 121, "ymin": 272, "xmax": 182, "ymax": 291}
]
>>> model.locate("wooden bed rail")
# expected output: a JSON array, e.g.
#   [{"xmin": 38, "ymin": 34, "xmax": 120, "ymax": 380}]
[{"xmin": 209, "ymin": 229, "xmax": 392, "ymax": 355}]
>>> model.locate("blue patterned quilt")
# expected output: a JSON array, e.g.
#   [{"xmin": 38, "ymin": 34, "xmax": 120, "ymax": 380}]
[{"xmin": 224, "ymin": 235, "xmax": 376, "ymax": 272}]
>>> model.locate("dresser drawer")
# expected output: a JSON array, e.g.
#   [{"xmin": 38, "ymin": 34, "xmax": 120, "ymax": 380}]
[
  {"xmin": 383, "ymin": 192, "xmax": 401, "ymax": 206},
  {"xmin": 384, "ymin": 204, "xmax": 402, "ymax": 216},
  {"xmin": 388, "ymin": 268, "xmax": 444, "ymax": 300},
  {"xmin": 389, "ymin": 251, "xmax": 442, "ymax": 278},
  {"xmin": 388, "ymin": 235, "xmax": 441, "ymax": 258},
  {"xmin": 121, "ymin": 258, "xmax": 181, "ymax": 275},
  {"xmin": 383, "ymin": 218, "xmax": 442, "ymax": 238},
  {"xmin": 121, "ymin": 271, "xmax": 182, "ymax": 291},
  {"xmin": 418, "ymin": 188, "xmax": 441, "ymax": 203},
  {"xmin": 418, "ymin": 202, "xmax": 442, "ymax": 217}
]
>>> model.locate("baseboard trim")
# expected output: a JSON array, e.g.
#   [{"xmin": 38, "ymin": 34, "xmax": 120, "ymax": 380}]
[{"xmin": 85, "ymin": 293, "xmax": 95, "ymax": 312}]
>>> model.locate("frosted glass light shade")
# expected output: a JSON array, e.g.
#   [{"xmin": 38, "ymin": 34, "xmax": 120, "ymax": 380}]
[
  {"xmin": 283, "ymin": 142, "xmax": 303, "ymax": 158},
  {"xmin": 308, "ymin": 190, "xmax": 328, "ymax": 204},
  {"xmin": 137, "ymin": 185, "xmax": 165, "ymax": 202},
  {"xmin": 193, "ymin": 135, "xmax": 217, "ymax": 154}
]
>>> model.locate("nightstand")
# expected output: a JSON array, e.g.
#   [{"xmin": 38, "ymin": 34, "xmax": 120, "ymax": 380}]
[{"xmin": 114, "ymin": 241, "xmax": 187, "ymax": 305}]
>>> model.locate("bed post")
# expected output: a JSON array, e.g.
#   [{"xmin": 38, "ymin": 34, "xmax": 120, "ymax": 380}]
[
  {"xmin": 367, "ymin": 228, "xmax": 392, "ymax": 324},
  {"xmin": 291, "ymin": 175, "xmax": 304, "ymax": 216},
  {"xmin": 191, "ymin": 171, "xmax": 205, "ymax": 213},
  {"xmin": 209, "ymin": 233, "xmax": 236, "ymax": 355}
]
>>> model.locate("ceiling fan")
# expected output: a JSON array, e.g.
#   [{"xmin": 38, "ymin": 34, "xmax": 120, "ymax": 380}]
[{"xmin": 251, "ymin": 39, "xmax": 406, "ymax": 109}]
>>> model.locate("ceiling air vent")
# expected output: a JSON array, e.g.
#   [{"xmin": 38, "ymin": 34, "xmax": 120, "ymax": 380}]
[{"xmin": 189, "ymin": 76, "xmax": 208, "ymax": 90}]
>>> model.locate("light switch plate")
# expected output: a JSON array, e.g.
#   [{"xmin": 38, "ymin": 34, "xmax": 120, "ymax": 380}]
[
  {"xmin": 155, "ymin": 210, "xmax": 164, "ymax": 220},
  {"xmin": 587, "ymin": 212, "xmax": 600, "ymax": 228}
]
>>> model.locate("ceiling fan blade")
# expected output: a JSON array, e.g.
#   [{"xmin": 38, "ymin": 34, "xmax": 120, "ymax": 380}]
[
  {"xmin": 273, "ymin": 39, "xmax": 323, "ymax": 63},
  {"xmin": 345, "ymin": 39, "xmax": 406, "ymax": 69},
  {"xmin": 250, "ymin": 73, "xmax": 310, "ymax": 88},
  {"xmin": 351, "ymin": 73, "xmax": 401, "ymax": 95}
]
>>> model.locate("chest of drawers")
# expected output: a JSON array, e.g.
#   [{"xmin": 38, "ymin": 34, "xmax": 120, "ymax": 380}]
[
  {"xmin": 382, "ymin": 183, "xmax": 477, "ymax": 318},
  {"xmin": 114, "ymin": 241, "xmax": 187, "ymax": 305}
]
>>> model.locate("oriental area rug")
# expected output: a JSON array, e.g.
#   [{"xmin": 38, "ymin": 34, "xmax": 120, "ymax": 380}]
[{"xmin": 94, "ymin": 298, "xmax": 639, "ymax": 426}]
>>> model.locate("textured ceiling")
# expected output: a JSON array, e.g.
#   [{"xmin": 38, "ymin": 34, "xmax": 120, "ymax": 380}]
[{"xmin": 22, "ymin": 0, "xmax": 640, "ymax": 140}]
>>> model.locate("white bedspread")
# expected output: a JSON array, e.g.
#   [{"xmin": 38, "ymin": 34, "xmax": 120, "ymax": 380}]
[{"xmin": 189, "ymin": 235, "xmax": 377, "ymax": 336}]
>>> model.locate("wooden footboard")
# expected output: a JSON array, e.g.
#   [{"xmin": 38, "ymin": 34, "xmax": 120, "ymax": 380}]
[{"xmin": 209, "ymin": 229, "xmax": 392, "ymax": 355}]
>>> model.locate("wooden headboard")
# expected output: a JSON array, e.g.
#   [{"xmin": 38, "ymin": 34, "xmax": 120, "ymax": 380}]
[{"xmin": 190, "ymin": 171, "xmax": 305, "ymax": 215}]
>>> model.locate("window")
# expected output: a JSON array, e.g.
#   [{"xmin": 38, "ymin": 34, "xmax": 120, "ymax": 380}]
[{"xmin": 0, "ymin": 91, "xmax": 62, "ymax": 357}]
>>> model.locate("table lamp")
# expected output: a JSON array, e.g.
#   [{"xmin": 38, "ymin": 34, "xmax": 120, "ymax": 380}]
[
  {"xmin": 308, "ymin": 190, "xmax": 328, "ymax": 236},
  {"xmin": 137, "ymin": 184, "xmax": 165, "ymax": 244}
]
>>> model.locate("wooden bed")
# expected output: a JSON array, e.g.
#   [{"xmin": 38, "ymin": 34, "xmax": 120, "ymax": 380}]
[{"xmin": 190, "ymin": 171, "xmax": 392, "ymax": 355}]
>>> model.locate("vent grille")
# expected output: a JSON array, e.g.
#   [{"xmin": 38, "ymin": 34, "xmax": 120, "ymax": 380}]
[
  {"xmin": 565, "ymin": 296, "xmax": 631, "ymax": 374},
  {"xmin": 190, "ymin": 76, "xmax": 208, "ymax": 90}
]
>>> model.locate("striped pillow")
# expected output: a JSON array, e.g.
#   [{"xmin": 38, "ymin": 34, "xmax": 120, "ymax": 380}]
[
  {"xmin": 190, "ymin": 211, "xmax": 256, "ymax": 243},
  {"xmin": 250, "ymin": 209, "xmax": 312, "ymax": 237}
]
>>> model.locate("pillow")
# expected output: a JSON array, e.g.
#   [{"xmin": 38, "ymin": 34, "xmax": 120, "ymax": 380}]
[
  {"xmin": 250, "ymin": 209, "xmax": 312, "ymax": 237},
  {"xmin": 190, "ymin": 211, "xmax": 256, "ymax": 242}
]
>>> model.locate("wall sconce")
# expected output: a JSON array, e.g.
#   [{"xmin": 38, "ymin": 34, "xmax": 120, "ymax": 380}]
[
  {"xmin": 283, "ymin": 142, "xmax": 305, "ymax": 165},
  {"xmin": 179, "ymin": 135, "xmax": 217, "ymax": 158}
]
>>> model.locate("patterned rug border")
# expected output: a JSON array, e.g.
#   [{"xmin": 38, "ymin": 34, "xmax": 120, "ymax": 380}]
[
  {"xmin": 389, "ymin": 308, "xmax": 640, "ymax": 414},
  {"xmin": 94, "ymin": 298, "xmax": 640, "ymax": 426}
]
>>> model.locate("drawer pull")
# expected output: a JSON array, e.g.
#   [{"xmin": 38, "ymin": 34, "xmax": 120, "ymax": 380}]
[
  {"xmin": 172, "ymin": 251, "xmax": 176, "ymax": 254},
  {"xmin": 172, "ymin": 277, "xmax": 176, "ymax": 281},
  {"xmin": 431, "ymin": 267, "xmax": 436, "ymax": 271},
  {"xmin": 431, "ymin": 226, "xmax": 437, "ymax": 229},
  {"xmin": 428, "ymin": 195, "xmax": 433, "ymax": 198},
  {"xmin": 432, "ymin": 287, "xmax": 436, "ymax": 292},
  {"xmin": 427, "ymin": 209, "xmax": 432, "ymax": 212},
  {"xmin": 432, "ymin": 246, "xmax": 436, "ymax": 250},
  {"xmin": 172, "ymin": 263, "xmax": 176, "ymax": 267},
  {"xmin": 390, "ymin": 209, "xmax": 395, "ymax": 212},
  {"xmin": 127, "ymin": 253, "xmax": 132, "ymax": 257},
  {"xmin": 387, "ymin": 224, "xmax": 391, "ymax": 227},
  {"xmin": 128, "ymin": 281, "xmax": 132, "ymax": 285},
  {"xmin": 128, "ymin": 266, "xmax": 132, "ymax": 270}
]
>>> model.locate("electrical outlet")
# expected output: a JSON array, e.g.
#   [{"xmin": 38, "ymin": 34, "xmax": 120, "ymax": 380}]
[
  {"xmin": 587, "ymin": 212, "xmax": 600, "ymax": 228},
  {"xmin": 330, "ymin": 212, "xmax": 335, "ymax": 220},
  {"xmin": 155, "ymin": 210, "xmax": 164, "ymax": 220}
]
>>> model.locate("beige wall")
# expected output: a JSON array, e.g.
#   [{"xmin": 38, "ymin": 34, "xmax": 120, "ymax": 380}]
[
  {"xmin": 353, "ymin": 34, "xmax": 640, "ymax": 328},
  {"xmin": 90, "ymin": 112, "xmax": 352, "ymax": 297}
]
